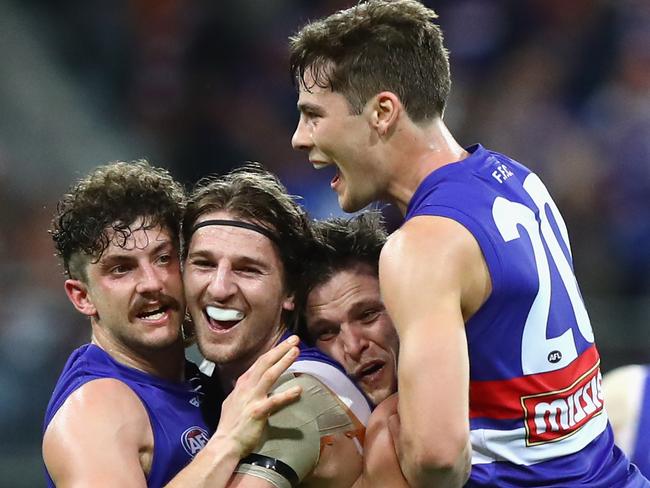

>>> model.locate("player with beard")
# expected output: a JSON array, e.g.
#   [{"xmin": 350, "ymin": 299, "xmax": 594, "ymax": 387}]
[
  {"xmin": 182, "ymin": 163, "xmax": 372, "ymax": 488},
  {"xmin": 43, "ymin": 161, "xmax": 301, "ymax": 488}
]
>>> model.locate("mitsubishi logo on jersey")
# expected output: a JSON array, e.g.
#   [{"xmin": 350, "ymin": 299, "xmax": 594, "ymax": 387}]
[
  {"xmin": 181, "ymin": 426, "xmax": 209, "ymax": 457},
  {"xmin": 521, "ymin": 362, "xmax": 604, "ymax": 446}
]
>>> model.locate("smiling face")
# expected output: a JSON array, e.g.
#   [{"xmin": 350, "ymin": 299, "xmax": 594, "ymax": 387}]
[
  {"xmin": 183, "ymin": 211, "xmax": 291, "ymax": 370},
  {"xmin": 305, "ymin": 263, "xmax": 399, "ymax": 405},
  {"xmin": 291, "ymin": 68, "xmax": 387, "ymax": 213},
  {"xmin": 71, "ymin": 223, "xmax": 185, "ymax": 356}
]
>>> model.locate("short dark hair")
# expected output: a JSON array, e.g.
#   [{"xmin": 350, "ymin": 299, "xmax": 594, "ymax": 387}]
[
  {"xmin": 51, "ymin": 160, "xmax": 185, "ymax": 281},
  {"xmin": 289, "ymin": 0, "xmax": 451, "ymax": 121},
  {"xmin": 295, "ymin": 211, "xmax": 387, "ymax": 338},
  {"xmin": 183, "ymin": 162, "xmax": 311, "ymax": 301}
]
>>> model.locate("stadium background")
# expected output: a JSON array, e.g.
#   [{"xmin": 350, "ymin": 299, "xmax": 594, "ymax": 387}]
[{"xmin": 0, "ymin": 0, "xmax": 648, "ymax": 485}]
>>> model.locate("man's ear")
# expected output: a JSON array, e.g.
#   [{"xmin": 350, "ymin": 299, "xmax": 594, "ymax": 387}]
[
  {"xmin": 282, "ymin": 294, "xmax": 295, "ymax": 312},
  {"xmin": 370, "ymin": 91, "xmax": 402, "ymax": 136},
  {"xmin": 64, "ymin": 279, "xmax": 97, "ymax": 317}
]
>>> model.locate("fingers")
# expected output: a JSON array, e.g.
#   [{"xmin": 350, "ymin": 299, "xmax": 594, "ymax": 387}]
[
  {"xmin": 250, "ymin": 385, "xmax": 302, "ymax": 419},
  {"xmin": 257, "ymin": 335, "xmax": 300, "ymax": 369},
  {"xmin": 257, "ymin": 344, "xmax": 300, "ymax": 391},
  {"xmin": 240, "ymin": 335, "xmax": 300, "ymax": 386}
]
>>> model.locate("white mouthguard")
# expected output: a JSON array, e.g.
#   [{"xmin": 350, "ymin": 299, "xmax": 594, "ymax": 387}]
[{"xmin": 206, "ymin": 306, "xmax": 245, "ymax": 321}]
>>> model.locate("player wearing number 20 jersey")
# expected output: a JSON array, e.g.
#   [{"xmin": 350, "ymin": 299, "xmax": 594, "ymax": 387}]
[{"xmin": 405, "ymin": 144, "xmax": 647, "ymax": 487}]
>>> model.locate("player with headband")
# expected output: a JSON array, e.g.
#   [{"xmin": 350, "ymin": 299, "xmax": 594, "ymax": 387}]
[
  {"xmin": 182, "ymin": 162, "xmax": 372, "ymax": 488},
  {"xmin": 43, "ymin": 160, "xmax": 303, "ymax": 488}
]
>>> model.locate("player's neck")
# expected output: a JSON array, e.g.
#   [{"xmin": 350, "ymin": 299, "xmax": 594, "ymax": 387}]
[
  {"xmin": 386, "ymin": 118, "xmax": 467, "ymax": 215},
  {"xmin": 215, "ymin": 326, "xmax": 287, "ymax": 394},
  {"xmin": 91, "ymin": 329, "xmax": 186, "ymax": 382},
  {"xmin": 215, "ymin": 361, "xmax": 252, "ymax": 394}
]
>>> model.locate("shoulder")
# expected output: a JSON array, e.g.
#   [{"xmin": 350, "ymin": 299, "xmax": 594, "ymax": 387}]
[
  {"xmin": 287, "ymin": 361, "xmax": 371, "ymax": 425},
  {"xmin": 268, "ymin": 372, "xmax": 366, "ymax": 451},
  {"xmin": 380, "ymin": 216, "xmax": 490, "ymax": 320},
  {"xmin": 270, "ymin": 372, "xmax": 353, "ymax": 421},
  {"xmin": 382, "ymin": 215, "xmax": 480, "ymax": 265},
  {"xmin": 44, "ymin": 377, "xmax": 149, "ymax": 444},
  {"xmin": 381, "ymin": 216, "xmax": 484, "ymax": 289},
  {"xmin": 50, "ymin": 377, "xmax": 146, "ymax": 419},
  {"xmin": 43, "ymin": 378, "xmax": 152, "ymax": 486},
  {"xmin": 238, "ymin": 373, "xmax": 363, "ymax": 486}
]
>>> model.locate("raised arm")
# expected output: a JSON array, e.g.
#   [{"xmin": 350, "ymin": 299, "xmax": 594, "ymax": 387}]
[
  {"xmin": 379, "ymin": 216, "xmax": 490, "ymax": 487},
  {"xmin": 166, "ymin": 336, "xmax": 302, "ymax": 488}
]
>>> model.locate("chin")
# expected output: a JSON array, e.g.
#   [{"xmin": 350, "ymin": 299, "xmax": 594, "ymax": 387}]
[
  {"xmin": 339, "ymin": 196, "xmax": 365, "ymax": 214},
  {"xmin": 199, "ymin": 342, "xmax": 242, "ymax": 365},
  {"xmin": 339, "ymin": 192, "xmax": 374, "ymax": 213},
  {"xmin": 367, "ymin": 386, "xmax": 395, "ymax": 406}
]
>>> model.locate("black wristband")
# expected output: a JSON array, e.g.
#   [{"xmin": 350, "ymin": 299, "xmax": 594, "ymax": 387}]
[{"xmin": 240, "ymin": 453, "xmax": 300, "ymax": 487}]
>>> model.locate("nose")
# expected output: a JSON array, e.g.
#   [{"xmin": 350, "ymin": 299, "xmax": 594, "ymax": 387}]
[
  {"xmin": 206, "ymin": 262, "xmax": 237, "ymax": 301},
  {"xmin": 136, "ymin": 263, "xmax": 165, "ymax": 295},
  {"xmin": 340, "ymin": 324, "xmax": 369, "ymax": 361},
  {"xmin": 291, "ymin": 117, "xmax": 312, "ymax": 152}
]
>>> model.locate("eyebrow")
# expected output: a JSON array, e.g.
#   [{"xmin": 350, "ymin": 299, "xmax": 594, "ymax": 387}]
[
  {"xmin": 307, "ymin": 316, "xmax": 337, "ymax": 333},
  {"xmin": 348, "ymin": 298, "xmax": 384, "ymax": 315},
  {"xmin": 186, "ymin": 249, "xmax": 211, "ymax": 261},
  {"xmin": 101, "ymin": 241, "xmax": 174, "ymax": 264},
  {"xmin": 187, "ymin": 249, "xmax": 271, "ymax": 270},
  {"xmin": 297, "ymin": 102, "xmax": 324, "ymax": 115}
]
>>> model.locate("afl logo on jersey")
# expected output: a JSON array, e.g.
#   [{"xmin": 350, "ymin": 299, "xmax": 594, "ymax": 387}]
[
  {"xmin": 548, "ymin": 350, "xmax": 562, "ymax": 363},
  {"xmin": 181, "ymin": 426, "xmax": 209, "ymax": 457}
]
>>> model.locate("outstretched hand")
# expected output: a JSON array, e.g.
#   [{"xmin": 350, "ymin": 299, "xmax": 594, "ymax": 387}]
[{"xmin": 212, "ymin": 335, "xmax": 302, "ymax": 458}]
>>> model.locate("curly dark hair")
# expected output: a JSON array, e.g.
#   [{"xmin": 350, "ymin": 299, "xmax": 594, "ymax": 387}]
[
  {"xmin": 295, "ymin": 211, "xmax": 387, "ymax": 341},
  {"xmin": 183, "ymin": 162, "xmax": 312, "ymax": 303},
  {"xmin": 51, "ymin": 160, "xmax": 186, "ymax": 280},
  {"xmin": 289, "ymin": 0, "xmax": 451, "ymax": 122}
]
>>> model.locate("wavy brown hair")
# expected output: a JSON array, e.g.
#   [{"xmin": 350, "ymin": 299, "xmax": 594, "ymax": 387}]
[
  {"xmin": 51, "ymin": 160, "xmax": 185, "ymax": 281},
  {"xmin": 183, "ymin": 163, "xmax": 312, "ymax": 330}
]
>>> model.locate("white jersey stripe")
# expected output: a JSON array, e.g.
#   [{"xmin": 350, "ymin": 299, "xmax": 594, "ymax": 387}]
[
  {"xmin": 470, "ymin": 410, "xmax": 609, "ymax": 465},
  {"xmin": 288, "ymin": 360, "xmax": 371, "ymax": 426}
]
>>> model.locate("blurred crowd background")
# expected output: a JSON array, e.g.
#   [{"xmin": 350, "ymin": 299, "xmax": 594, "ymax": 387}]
[{"xmin": 1, "ymin": 0, "xmax": 648, "ymax": 485}]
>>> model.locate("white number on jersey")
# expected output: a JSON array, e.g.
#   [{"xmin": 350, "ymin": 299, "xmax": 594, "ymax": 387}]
[{"xmin": 492, "ymin": 173, "xmax": 594, "ymax": 375}]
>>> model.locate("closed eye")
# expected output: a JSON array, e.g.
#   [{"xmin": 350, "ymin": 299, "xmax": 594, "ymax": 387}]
[
  {"xmin": 188, "ymin": 258, "xmax": 214, "ymax": 269},
  {"xmin": 315, "ymin": 327, "xmax": 339, "ymax": 342},
  {"xmin": 236, "ymin": 266, "xmax": 263, "ymax": 276}
]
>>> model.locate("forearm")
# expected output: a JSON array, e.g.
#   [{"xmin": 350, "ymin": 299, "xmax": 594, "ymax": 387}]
[
  {"xmin": 394, "ymin": 325, "xmax": 471, "ymax": 488},
  {"xmin": 164, "ymin": 436, "xmax": 241, "ymax": 488},
  {"xmin": 399, "ymin": 437, "xmax": 471, "ymax": 488},
  {"xmin": 396, "ymin": 390, "xmax": 471, "ymax": 488}
]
